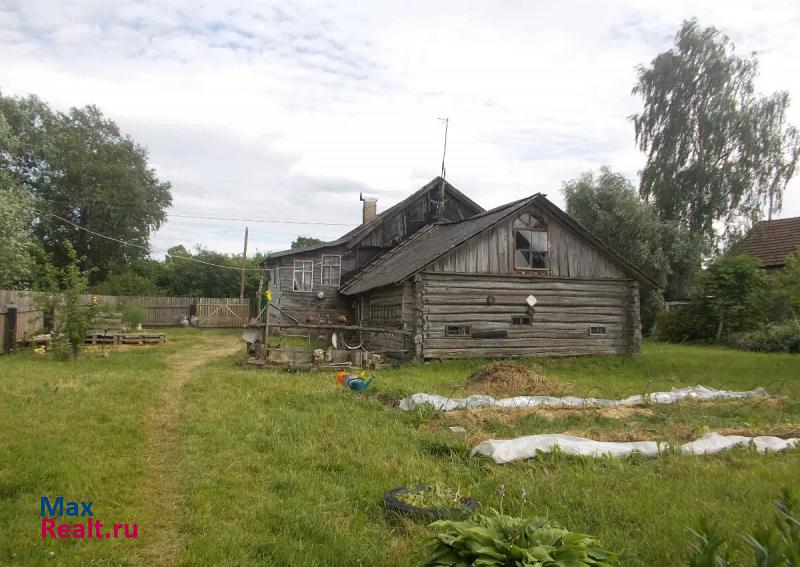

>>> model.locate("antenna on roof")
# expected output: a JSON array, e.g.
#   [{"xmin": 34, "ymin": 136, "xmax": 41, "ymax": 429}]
[{"xmin": 437, "ymin": 116, "xmax": 449, "ymax": 221}]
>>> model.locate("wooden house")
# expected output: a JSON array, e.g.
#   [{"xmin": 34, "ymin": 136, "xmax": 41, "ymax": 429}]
[{"xmin": 263, "ymin": 178, "xmax": 656, "ymax": 360}]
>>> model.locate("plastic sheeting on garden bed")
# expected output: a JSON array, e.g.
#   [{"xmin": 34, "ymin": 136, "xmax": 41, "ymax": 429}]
[
  {"xmin": 471, "ymin": 432, "xmax": 799, "ymax": 464},
  {"xmin": 398, "ymin": 385, "xmax": 768, "ymax": 412}
]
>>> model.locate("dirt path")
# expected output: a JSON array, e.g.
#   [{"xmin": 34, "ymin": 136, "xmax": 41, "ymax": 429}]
[{"xmin": 137, "ymin": 332, "xmax": 240, "ymax": 566}]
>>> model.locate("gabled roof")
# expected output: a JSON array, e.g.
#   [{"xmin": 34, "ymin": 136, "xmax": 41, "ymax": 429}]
[
  {"xmin": 736, "ymin": 216, "xmax": 800, "ymax": 268},
  {"xmin": 341, "ymin": 176, "xmax": 484, "ymax": 249},
  {"xmin": 265, "ymin": 177, "xmax": 483, "ymax": 262},
  {"xmin": 340, "ymin": 194, "xmax": 659, "ymax": 296}
]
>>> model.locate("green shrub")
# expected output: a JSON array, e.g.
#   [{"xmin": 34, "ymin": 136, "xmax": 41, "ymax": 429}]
[
  {"xmin": 656, "ymin": 306, "xmax": 713, "ymax": 342},
  {"xmin": 733, "ymin": 320, "xmax": 800, "ymax": 353},
  {"xmin": 121, "ymin": 303, "xmax": 147, "ymax": 329},
  {"xmin": 419, "ymin": 511, "xmax": 619, "ymax": 566}
]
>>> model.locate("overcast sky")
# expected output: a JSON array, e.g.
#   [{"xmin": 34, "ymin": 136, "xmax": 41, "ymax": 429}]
[{"xmin": 2, "ymin": 0, "xmax": 799, "ymax": 256}]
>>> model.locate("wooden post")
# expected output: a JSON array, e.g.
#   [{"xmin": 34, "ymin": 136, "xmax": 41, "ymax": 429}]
[
  {"xmin": 255, "ymin": 277, "xmax": 263, "ymax": 321},
  {"xmin": 239, "ymin": 226, "xmax": 249, "ymax": 300},
  {"xmin": 413, "ymin": 275, "xmax": 424, "ymax": 362},
  {"xmin": 5, "ymin": 304, "xmax": 18, "ymax": 354}
]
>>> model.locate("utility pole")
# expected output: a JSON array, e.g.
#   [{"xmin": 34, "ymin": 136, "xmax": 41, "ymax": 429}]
[
  {"xmin": 437, "ymin": 117, "xmax": 449, "ymax": 221},
  {"xmin": 239, "ymin": 226, "xmax": 249, "ymax": 300}
]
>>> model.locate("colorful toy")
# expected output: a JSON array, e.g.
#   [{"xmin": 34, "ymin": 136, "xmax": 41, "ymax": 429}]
[{"xmin": 337, "ymin": 372, "xmax": 376, "ymax": 391}]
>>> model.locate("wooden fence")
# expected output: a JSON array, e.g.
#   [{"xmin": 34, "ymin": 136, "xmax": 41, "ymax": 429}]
[{"xmin": 0, "ymin": 291, "xmax": 254, "ymax": 351}]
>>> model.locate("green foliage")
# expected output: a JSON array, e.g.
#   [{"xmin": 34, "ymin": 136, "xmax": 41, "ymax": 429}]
[
  {"xmin": 562, "ymin": 166, "xmax": 708, "ymax": 330},
  {"xmin": 291, "ymin": 235, "xmax": 324, "ymax": 249},
  {"xmin": 155, "ymin": 245, "xmax": 265, "ymax": 297},
  {"xmin": 420, "ymin": 511, "xmax": 619, "ymax": 566},
  {"xmin": 0, "ymin": 112, "xmax": 35, "ymax": 287},
  {"xmin": 121, "ymin": 303, "xmax": 147, "ymax": 329},
  {"xmin": 0, "ymin": 93, "xmax": 172, "ymax": 284},
  {"xmin": 41, "ymin": 241, "xmax": 97, "ymax": 359},
  {"xmin": 687, "ymin": 490, "xmax": 800, "ymax": 566},
  {"xmin": 632, "ymin": 19, "xmax": 800, "ymax": 241},
  {"xmin": 703, "ymin": 254, "xmax": 767, "ymax": 338},
  {"xmin": 733, "ymin": 320, "xmax": 800, "ymax": 353},
  {"xmin": 656, "ymin": 307, "xmax": 713, "ymax": 343},
  {"xmin": 92, "ymin": 259, "xmax": 166, "ymax": 296}
]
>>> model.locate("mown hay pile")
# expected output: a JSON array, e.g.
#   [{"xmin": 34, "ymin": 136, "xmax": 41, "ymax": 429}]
[{"xmin": 464, "ymin": 362, "xmax": 568, "ymax": 397}]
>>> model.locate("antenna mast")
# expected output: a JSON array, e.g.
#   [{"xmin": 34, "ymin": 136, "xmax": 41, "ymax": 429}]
[{"xmin": 437, "ymin": 116, "xmax": 449, "ymax": 221}]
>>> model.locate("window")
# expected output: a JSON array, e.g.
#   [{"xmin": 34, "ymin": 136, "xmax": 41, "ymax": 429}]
[
  {"xmin": 513, "ymin": 213, "xmax": 548, "ymax": 270},
  {"xmin": 321, "ymin": 255, "xmax": 342, "ymax": 286},
  {"xmin": 589, "ymin": 325, "xmax": 607, "ymax": 336},
  {"xmin": 511, "ymin": 315, "xmax": 531, "ymax": 326},
  {"xmin": 292, "ymin": 260, "xmax": 313, "ymax": 292},
  {"xmin": 445, "ymin": 325, "xmax": 471, "ymax": 337}
]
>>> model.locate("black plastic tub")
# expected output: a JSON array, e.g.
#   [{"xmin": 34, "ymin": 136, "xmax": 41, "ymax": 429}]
[{"xmin": 384, "ymin": 486, "xmax": 480, "ymax": 520}]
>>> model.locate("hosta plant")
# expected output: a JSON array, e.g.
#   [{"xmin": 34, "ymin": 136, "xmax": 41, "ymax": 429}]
[{"xmin": 419, "ymin": 510, "xmax": 619, "ymax": 566}]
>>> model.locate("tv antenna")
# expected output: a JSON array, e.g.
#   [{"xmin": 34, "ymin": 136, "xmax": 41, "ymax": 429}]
[{"xmin": 437, "ymin": 116, "xmax": 449, "ymax": 220}]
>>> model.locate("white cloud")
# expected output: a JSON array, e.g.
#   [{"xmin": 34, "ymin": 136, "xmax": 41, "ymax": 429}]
[{"xmin": 1, "ymin": 0, "xmax": 799, "ymax": 256}]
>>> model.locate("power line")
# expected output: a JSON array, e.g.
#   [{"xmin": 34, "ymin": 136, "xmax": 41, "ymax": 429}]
[
  {"xmin": 29, "ymin": 206, "xmax": 266, "ymax": 272},
  {"xmin": 168, "ymin": 213, "xmax": 353, "ymax": 226}
]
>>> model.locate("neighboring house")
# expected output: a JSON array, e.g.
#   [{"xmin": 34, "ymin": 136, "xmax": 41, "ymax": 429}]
[
  {"xmin": 263, "ymin": 177, "xmax": 656, "ymax": 360},
  {"xmin": 736, "ymin": 216, "xmax": 800, "ymax": 270}
]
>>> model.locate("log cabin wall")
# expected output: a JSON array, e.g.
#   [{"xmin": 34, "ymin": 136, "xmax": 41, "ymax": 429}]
[
  {"xmin": 266, "ymin": 244, "xmax": 356, "ymax": 325},
  {"xmin": 355, "ymin": 282, "xmax": 413, "ymax": 358},
  {"xmin": 428, "ymin": 204, "xmax": 627, "ymax": 279},
  {"xmin": 418, "ymin": 272, "xmax": 640, "ymax": 359}
]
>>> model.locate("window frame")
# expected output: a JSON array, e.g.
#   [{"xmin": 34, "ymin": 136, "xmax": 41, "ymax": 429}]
[
  {"xmin": 320, "ymin": 254, "xmax": 342, "ymax": 287},
  {"xmin": 445, "ymin": 325, "xmax": 471, "ymax": 337},
  {"xmin": 511, "ymin": 315, "xmax": 532, "ymax": 326},
  {"xmin": 512, "ymin": 213, "xmax": 549, "ymax": 272},
  {"xmin": 292, "ymin": 260, "xmax": 314, "ymax": 292},
  {"xmin": 588, "ymin": 325, "xmax": 607, "ymax": 336}
]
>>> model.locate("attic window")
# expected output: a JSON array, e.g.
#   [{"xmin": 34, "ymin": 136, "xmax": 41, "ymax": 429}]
[
  {"xmin": 513, "ymin": 213, "xmax": 548, "ymax": 270},
  {"xmin": 511, "ymin": 315, "xmax": 531, "ymax": 326},
  {"xmin": 292, "ymin": 260, "xmax": 313, "ymax": 292},
  {"xmin": 589, "ymin": 325, "xmax": 607, "ymax": 336},
  {"xmin": 445, "ymin": 325, "xmax": 471, "ymax": 337}
]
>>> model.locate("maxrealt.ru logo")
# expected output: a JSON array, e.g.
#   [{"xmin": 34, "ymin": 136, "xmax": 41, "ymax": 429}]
[{"xmin": 40, "ymin": 497, "xmax": 138, "ymax": 539}]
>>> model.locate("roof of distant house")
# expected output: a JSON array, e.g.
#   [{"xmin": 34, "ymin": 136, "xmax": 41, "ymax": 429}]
[{"xmin": 736, "ymin": 216, "xmax": 800, "ymax": 268}]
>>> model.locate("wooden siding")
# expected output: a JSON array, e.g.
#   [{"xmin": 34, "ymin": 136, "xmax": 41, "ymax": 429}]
[
  {"xmin": 266, "ymin": 244, "xmax": 356, "ymax": 325},
  {"xmin": 429, "ymin": 204, "xmax": 627, "ymax": 279},
  {"xmin": 357, "ymin": 190, "xmax": 479, "ymax": 249},
  {"xmin": 356, "ymin": 283, "xmax": 413, "ymax": 357},
  {"xmin": 418, "ymin": 272, "xmax": 639, "ymax": 359}
]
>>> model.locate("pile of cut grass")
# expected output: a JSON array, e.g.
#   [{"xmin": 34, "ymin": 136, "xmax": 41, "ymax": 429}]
[{"xmin": 464, "ymin": 361, "xmax": 568, "ymax": 397}]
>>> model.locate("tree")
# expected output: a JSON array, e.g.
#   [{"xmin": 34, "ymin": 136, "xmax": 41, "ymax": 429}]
[
  {"xmin": 702, "ymin": 253, "xmax": 766, "ymax": 340},
  {"xmin": 41, "ymin": 241, "xmax": 97, "ymax": 359},
  {"xmin": 291, "ymin": 235, "xmax": 323, "ymax": 249},
  {"xmin": 632, "ymin": 19, "xmax": 800, "ymax": 241},
  {"xmin": 0, "ymin": 113, "xmax": 35, "ymax": 287},
  {"xmin": 156, "ymin": 245, "xmax": 263, "ymax": 297},
  {"xmin": 563, "ymin": 167, "xmax": 672, "ymax": 332},
  {"xmin": 0, "ymin": 93, "xmax": 172, "ymax": 283}
]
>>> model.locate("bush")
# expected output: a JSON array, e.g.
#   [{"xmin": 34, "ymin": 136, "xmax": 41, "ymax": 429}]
[
  {"xmin": 121, "ymin": 303, "xmax": 147, "ymax": 329},
  {"xmin": 655, "ymin": 306, "xmax": 713, "ymax": 343},
  {"xmin": 732, "ymin": 320, "xmax": 800, "ymax": 353},
  {"xmin": 420, "ymin": 511, "xmax": 619, "ymax": 566}
]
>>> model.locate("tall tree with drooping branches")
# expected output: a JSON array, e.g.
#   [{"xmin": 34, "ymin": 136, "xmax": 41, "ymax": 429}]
[{"xmin": 632, "ymin": 19, "xmax": 799, "ymax": 242}]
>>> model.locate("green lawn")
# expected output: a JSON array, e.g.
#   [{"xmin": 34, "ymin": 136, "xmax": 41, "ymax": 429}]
[{"xmin": 0, "ymin": 332, "xmax": 798, "ymax": 566}]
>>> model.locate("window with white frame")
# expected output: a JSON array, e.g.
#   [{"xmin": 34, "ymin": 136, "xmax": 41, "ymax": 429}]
[
  {"xmin": 292, "ymin": 260, "xmax": 313, "ymax": 292},
  {"xmin": 321, "ymin": 255, "xmax": 342, "ymax": 286}
]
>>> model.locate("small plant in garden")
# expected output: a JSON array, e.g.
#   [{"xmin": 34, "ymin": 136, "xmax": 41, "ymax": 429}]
[
  {"xmin": 419, "ymin": 510, "xmax": 619, "ymax": 566},
  {"xmin": 686, "ymin": 489, "xmax": 799, "ymax": 566},
  {"xmin": 121, "ymin": 303, "xmax": 147, "ymax": 330},
  {"xmin": 396, "ymin": 482, "xmax": 467, "ymax": 511},
  {"xmin": 37, "ymin": 241, "xmax": 97, "ymax": 360}
]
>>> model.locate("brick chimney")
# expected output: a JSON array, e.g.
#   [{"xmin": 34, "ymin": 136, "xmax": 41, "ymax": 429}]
[{"xmin": 360, "ymin": 193, "xmax": 378, "ymax": 224}]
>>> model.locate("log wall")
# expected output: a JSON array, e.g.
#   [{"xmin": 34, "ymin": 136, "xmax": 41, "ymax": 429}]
[
  {"xmin": 266, "ymin": 244, "xmax": 356, "ymax": 325},
  {"xmin": 417, "ymin": 272, "xmax": 639, "ymax": 359},
  {"xmin": 356, "ymin": 283, "xmax": 413, "ymax": 357}
]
